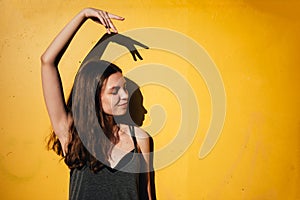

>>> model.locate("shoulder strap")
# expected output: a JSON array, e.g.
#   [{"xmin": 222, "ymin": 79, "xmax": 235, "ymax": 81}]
[{"xmin": 129, "ymin": 125, "xmax": 138, "ymax": 150}]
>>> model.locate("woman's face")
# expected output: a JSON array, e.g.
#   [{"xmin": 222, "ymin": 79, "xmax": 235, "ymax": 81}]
[{"xmin": 101, "ymin": 72, "xmax": 128, "ymax": 115}]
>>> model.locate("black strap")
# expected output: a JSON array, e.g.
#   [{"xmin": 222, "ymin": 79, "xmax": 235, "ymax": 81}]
[{"xmin": 129, "ymin": 125, "xmax": 138, "ymax": 150}]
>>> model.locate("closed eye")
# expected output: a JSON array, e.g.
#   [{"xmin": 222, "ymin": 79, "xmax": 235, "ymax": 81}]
[
  {"xmin": 111, "ymin": 86, "xmax": 120, "ymax": 95},
  {"xmin": 110, "ymin": 82, "xmax": 127, "ymax": 95}
]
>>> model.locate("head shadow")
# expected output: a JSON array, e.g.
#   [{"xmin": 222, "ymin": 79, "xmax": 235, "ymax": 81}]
[
  {"xmin": 114, "ymin": 77, "xmax": 147, "ymax": 127},
  {"xmin": 81, "ymin": 32, "xmax": 149, "ymax": 127}
]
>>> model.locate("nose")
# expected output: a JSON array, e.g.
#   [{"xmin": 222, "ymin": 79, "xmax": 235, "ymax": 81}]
[
  {"xmin": 120, "ymin": 87, "xmax": 128, "ymax": 101},
  {"xmin": 143, "ymin": 106, "xmax": 147, "ymax": 114}
]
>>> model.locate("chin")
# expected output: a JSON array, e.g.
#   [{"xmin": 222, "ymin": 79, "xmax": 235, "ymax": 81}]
[{"xmin": 113, "ymin": 109, "xmax": 127, "ymax": 116}]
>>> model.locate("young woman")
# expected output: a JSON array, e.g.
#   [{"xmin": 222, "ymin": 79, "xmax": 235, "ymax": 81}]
[{"xmin": 41, "ymin": 8, "xmax": 153, "ymax": 200}]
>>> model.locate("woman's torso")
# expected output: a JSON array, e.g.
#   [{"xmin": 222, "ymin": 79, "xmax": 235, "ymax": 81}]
[{"xmin": 69, "ymin": 125, "xmax": 149, "ymax": 200}]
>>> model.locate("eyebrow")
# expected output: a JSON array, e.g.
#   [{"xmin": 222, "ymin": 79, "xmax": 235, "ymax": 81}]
[
  {"xmin": 108, "ymin": 81, "xmax": 126, "ymax": 91},
  {"xmin": 108, "ymin": 86, "xmax": 120, "ymax": 91}
]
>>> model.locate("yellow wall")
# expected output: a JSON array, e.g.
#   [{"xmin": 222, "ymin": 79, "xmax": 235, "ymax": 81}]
[{"xmin": 1, "ymin": 0, "xmax": 300, "ymax": 199}]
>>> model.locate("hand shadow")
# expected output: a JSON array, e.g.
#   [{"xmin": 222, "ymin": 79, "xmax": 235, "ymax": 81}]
[{"xmin": 81, "ymin": 33, "xmax": 149, "ymax": 65}]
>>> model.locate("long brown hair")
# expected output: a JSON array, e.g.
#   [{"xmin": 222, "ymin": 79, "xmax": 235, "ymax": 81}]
[{"xmin": 47, "ymin": 60, "xmax": 123, "ymax": 173}]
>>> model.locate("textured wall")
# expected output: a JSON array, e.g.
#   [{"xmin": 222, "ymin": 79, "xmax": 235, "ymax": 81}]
[{"xmin": 0, "ymin": 0, "xmax": 299, "ymax": 199}]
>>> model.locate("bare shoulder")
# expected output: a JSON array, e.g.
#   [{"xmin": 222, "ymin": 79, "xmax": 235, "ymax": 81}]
[
  {"xmin": 133, "ymin": 126, "xmax": 151, "ymax": 152},
  {"xmin": 134, "ymin": 126, "xmax": 150, "ymax": 139}
]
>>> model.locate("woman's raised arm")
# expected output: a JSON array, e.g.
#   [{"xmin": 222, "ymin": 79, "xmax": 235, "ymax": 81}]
[{"xmin": 41, "ymin": 8, "xmax": 124, "ymax": 153}]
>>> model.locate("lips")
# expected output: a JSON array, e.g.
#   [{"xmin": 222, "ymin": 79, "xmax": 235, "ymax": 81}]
[{"xmin": 118, "ymin": 102, "xmax": 128, "ymax": 107}]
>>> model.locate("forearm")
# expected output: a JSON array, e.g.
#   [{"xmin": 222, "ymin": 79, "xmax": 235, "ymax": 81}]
[
  {"xmin": 41, "ymin": 9, "xmax": 87, "ymax": 65},
  {"xmin": 40, "ymin": 9, "xmax": 88, "ymax": 143}
]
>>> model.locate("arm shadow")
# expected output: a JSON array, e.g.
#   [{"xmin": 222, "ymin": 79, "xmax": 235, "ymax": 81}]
[
  {"xmin": 81, "ymin": 33, "xmax": 149, "ymax": 65},
  {"xmin": 80, "ymin": 33, "xmax": 156, "ymax": 199}
]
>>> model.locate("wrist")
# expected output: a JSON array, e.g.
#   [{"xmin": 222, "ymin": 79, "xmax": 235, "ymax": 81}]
[
  {"xmin": 79, "ymin": 8, "xmax": 90, "ymax": 20},
  {"xmin": 81, "ymin": 7, "xmax": 95, "ymax": 20}
]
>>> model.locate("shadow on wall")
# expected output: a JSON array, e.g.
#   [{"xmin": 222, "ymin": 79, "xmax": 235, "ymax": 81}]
[{"xmin": 80, "ymin": 32, "xmax": 157, "ymax": 200}]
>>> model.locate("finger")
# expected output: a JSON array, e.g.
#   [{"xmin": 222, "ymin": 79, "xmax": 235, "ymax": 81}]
[
  {"xmin": 135, "ymin": 50, "xmax": 143, "ymax": 60},
  {"xmin": 96, "ymin": 12, "xmax": 107, "ymax": 27},
  {"xmin": 98, "ymin": 11, "xmax": 110, "ymax": 27},
  {"xmin": 98, "ymin": 11, "xmax": 111, "ymax": 34},
  {"xmin": 107, "ymin": 13, "xmax": 125, "ymax": 21},
  {"xmin": 130, "ymin": 38, "xmax": 149, "ymax": 49},
  {"xmin": 130, "ymin": 51, "xmax": 137, "ymax": 61},
  {"xmin": 133, "ymin": 40, "xmax": 149, "ymax": 49},
  {"xmin": 104, "ymin": 11, "xmax": 118, "ymax": 33}
]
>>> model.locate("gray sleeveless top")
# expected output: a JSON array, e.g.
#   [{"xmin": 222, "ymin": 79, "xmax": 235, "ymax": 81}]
[{"xmin": 69, "ymin": 126, "xmax": 149, "ymax": 200}]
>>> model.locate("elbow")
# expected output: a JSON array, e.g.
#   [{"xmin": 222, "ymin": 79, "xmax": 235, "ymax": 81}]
[
  {"xmin": 40, "ymin": 53, "xmax": 50, "ymax": 65},
  {"xmin": 40, "ymin": 52, "xmax": 56, "ymax": 66}
]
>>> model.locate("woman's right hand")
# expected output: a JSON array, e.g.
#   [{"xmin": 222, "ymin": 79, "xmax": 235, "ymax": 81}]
[{"xmin": 83, "ymin": 8, "xmax": 125, "ymax": 34}]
